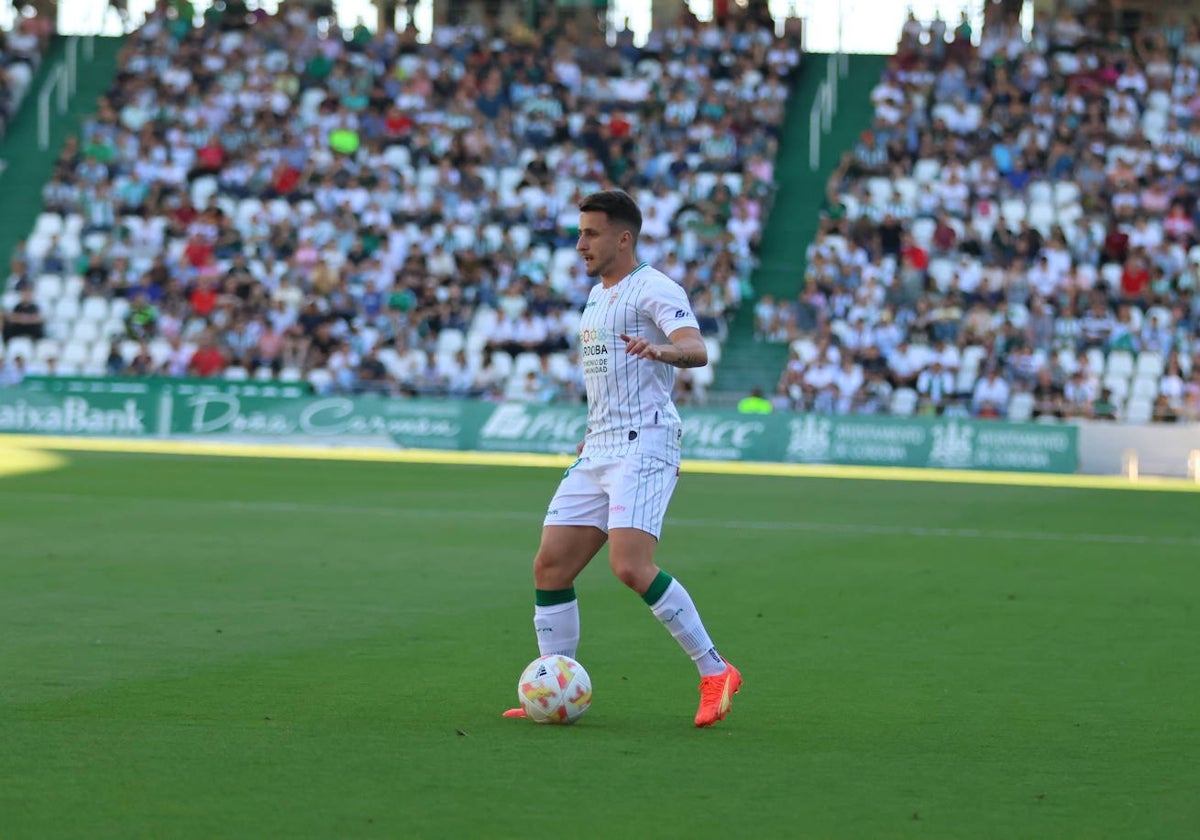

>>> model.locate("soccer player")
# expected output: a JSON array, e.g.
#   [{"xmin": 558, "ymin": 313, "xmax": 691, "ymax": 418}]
[{"xmin": 504, "ymin": 190, "xmax": 742, "ymax": 727}]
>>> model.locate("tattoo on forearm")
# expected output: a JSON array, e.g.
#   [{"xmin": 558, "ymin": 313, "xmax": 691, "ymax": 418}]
[{"xmin": 670, "ymin": 352, "xmax": 698, "ymax": 368}]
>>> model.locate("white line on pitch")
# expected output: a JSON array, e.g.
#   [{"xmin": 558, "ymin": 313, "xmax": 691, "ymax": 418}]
[{"xmin": 5, "ymin": 492, "xmax": 1198, "ymax": 548}]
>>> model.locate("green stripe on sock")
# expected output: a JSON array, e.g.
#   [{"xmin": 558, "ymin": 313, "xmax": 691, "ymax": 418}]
[
  {"xmin": 535, "ymin": 587, "xmax": 576, "ymax": 607},
  {"xmin": 641, "ymin": 570, "xmax": 673, "ymax": 606}
]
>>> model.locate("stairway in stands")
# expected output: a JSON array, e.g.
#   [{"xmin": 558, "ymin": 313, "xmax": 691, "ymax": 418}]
[
  {"xmin": 711, "ymin": 52, "xmax": 889, "ymax": 399},
  {"xmin": 0, "ymin": 36, "xmax": 124, "ymax": 286}
]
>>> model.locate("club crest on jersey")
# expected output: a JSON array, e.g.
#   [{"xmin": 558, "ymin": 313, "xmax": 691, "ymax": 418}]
[{"xmin": 608, "ymin": 289, "xmax": 620, "ymax": 306}]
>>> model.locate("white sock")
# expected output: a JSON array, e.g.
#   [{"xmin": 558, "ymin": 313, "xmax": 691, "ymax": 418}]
[
  {"xmin": 649, "ymin": 579, "xmax": 726, "ymax": 677},
  {"xmin": 533, "ymin": 600, "xmax": 580, "ymax": 658}
]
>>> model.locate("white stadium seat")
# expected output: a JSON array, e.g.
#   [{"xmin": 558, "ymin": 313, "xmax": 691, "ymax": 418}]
[
  {"xmin": 1124, "ymin": 397, "xmax": 1153, "ymax": 424},
  {"xmin": 890, "ymin": 388, "xmax": 918, "ymax": 416},
  {"xmin": 80, "ymin": 296, "xmax": 109, "ymax": 322},
  {"xmin": 1105, "ymin": 351, "xmax": 1135, "ymax": 379},
  {"xmin": 1135, "ymin": 352, "xmax": 1163, "ymax": 378},
  {"xmin": 4, "ymin": 336, "xmax": 35, "ymax": 362}
]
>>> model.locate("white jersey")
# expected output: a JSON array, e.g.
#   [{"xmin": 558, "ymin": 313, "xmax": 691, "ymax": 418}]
[{"xmin": 576, "ymin": 262, "xmax": 700, "ymax": 461}]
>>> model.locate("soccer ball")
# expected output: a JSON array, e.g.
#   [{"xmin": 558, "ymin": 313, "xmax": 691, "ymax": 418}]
[{"xmin": 517, "ymin": 654, "xmax": 593, "ymax": 724}]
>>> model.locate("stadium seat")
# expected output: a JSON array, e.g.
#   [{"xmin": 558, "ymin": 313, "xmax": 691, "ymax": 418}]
[
  {"xmin": 224, "ymin": 366, "xmax": 250, "ymax": 381},
  {"xmin": 253, "ymin": 366, "xmax": 276, "ymax": 382},
  {"xmin": 5, "ymin": 336, "xmax": 35, "ymax": 362},
  {"xmin": 88, "ymin": 341, "xmax": 111, "ymax": 368},
  {"xmin": 970, "ymin": 215, "xmax": 996, "ymax": 242},
  {"xmin": 61, "ymin": 340, "xmax": 90, "ymax": 367},
  {"xmin": 1135, "ymin": 351, "xmax": 1163, "ymax": 378},
  {"xmin": 34, "ymin": 274, "xmax": 64, "ymax": 300},
  {"xmin": 80, "ymin": 296, "xmax": 109, "ymax": 323},
  {"xmin": 1124, "ymin": 397, "xmax": 1153, "ymax": 424},
  {"xmin": 893, "ymin": 177, "xmax": 918, "ymax": 207},
  {"xmin": 703, "ymin": 336, "xmax": 722, "ymax": 366},
  {"xmin": 912, "ymin": 159, "xmax": 941, "ymax": 183},
  {"xmin": 53, "ymin": 296, "xmax": 80, "ymax": 322},
  {"xmin": 1056, "ymin": 349, "xmax": 1079, "ymax": 375},
  {"xmin": 546, "ymin": 352, "xmax": 571, "ymax": 380},
  {"xmin": 790, "ymin": 337, "xmax": 818, "ymax": 364},
  {"xmin": 1105, "ymin": 351, "xmax": 1135, "ymax": 379},
  {"xmin": 1102, "ymin": 375, "xmax": 1130, "ymax": 401},
  {"xmin": 1007, "ymin": 391, "xmax": 1034, "ymax": 423},
  {"xmin": 436, "ymin": 328, "xmax": 466, "ymax": 355},
  {"xmin": 72, "ymin": 321, "xmax": 101, "ymax": 344},
  {"xmin": 33, "ymin": 213, "xmax": 64, "ymax": 238},
  {"xmin": 1000, "ymin": 198, "xmax": 1026, "ymax": 231},
  {"xmin": 1027, "ymin": 202, "xmax": 1055, "ymax": 236},
  {"xmin": 955, "ymin": 366, "xmax": 979, "ymax": 395},
  {"xmin": 890, "ymin": 388, "xmax": 918, "ymax": 416},
  {"xmin": 383, "ymin": 144, "xmax": 412, "ymax": 171},
  {"xmin": 279, "ymin": 366, "xmax": 303, "ymax": 382},
  {"xmin": 1055, "ymin": 202, "xmax": 1083, "ymax": 227},
  {"xmin": 1130, "ymin": 376, "xmax": 1158, "ymax": 400},
  {"xmin": 482, "ymin": 351, "xmax": 510, "ymax": 378},
  {"xmin": 148, "ymin": 339, "xmax": 176, "ymax": 369},
  {"xmin": 508, "ymin": 224, "xmax": 531, "ymax": 252},
  {"xmin": 34, "ymin": 339, "xmax": 61, "ymax": 363},
  {"xmin": 927, "ymin": 258, "xmax": 955, "ymax": 292},
  {"xmin": 1053, "ymin": 182, "xmax": 1081, "ymax": 208},
  {"xmin": 513, "ymin": 352, "xmax": 542, "ymax": 379},
  {"xmin": 911, "ymin": 217, "xmax": 936, "ymax": 250},
  {"xmin": 866, "ymin": 177, "xmax": 892, "ymax": 206}
]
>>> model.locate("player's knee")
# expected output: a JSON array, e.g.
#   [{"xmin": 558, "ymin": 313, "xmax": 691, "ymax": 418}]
[
  {"xmin": 608, "ymin": 554, "xmax": 655, "ymax": 593},
  {"xmin": 533, "ymin": 548, "xmax": 562, "ymax": 578}
]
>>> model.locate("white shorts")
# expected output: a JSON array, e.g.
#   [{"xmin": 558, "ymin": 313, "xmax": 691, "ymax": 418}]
[{"xmin": 543, "ymin": 455, "xmax": 680, "ymax": 539}]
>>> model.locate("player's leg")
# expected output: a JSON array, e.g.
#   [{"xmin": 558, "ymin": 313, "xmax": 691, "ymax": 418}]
[
  {"xmin": 531, "ymin": 523, "xmax": 607, "ymax": 658},
  {"xmin": 532, "ymin": 458, "xmax": 610, "ymax": 658},
  {"xmin": 606, "ymin": 457, "xmax": 742, "ymax": 727},
  {"xmin": 505, "ymin": 461, "xmax": 608, "ymax": 719}
]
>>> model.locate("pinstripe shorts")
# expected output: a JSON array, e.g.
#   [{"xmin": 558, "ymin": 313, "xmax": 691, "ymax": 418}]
[{"xmin": 543, "ymin": 455, "xmax": 680, "ymax": 539}]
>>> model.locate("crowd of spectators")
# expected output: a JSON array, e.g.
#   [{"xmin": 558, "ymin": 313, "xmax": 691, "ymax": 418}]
[
  {"xmin": 0, "ymin": 9, "xmax": 51, "ymax": 141},
  {"xmin": 757, "ymin": 3, "xmax": 1200, "ymax": 424},
  {"xmin": 0, "ymin": 0, "xmax": 799, "ymax": 403}
]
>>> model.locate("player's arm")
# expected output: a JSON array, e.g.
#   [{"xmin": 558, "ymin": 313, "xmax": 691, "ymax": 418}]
[{"xmin": 620, "ymin": 327, "xmax": 708, "ymax": 369}]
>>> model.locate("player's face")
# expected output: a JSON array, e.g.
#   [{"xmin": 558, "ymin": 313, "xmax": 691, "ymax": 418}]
[{"xmin": 576, "ymin": 210, "xmax": 628, "ymax": 278}]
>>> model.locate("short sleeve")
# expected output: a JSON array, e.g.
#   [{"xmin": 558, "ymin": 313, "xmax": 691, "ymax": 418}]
[{"xmin": 640, "ymin": 276, "xmax": 700, "ymax": 336}]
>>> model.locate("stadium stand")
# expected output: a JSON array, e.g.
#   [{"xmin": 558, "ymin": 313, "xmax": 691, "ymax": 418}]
[
  {"xmin": 0, "ymin": 12, "xmax": 50, "ymax": 141},
  {"xmin": 0, "ymin": 2, "xmax": 800, "ymax": 406},
  {"xmin": 760, "ymin": 1, "xmax": 1200, "ymax": 423}
]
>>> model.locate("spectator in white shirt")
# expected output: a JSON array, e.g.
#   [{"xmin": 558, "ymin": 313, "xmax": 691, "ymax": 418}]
[
  {"xmin": 803, "ymin": 356, "xmax": 838, "ymax": 414},
  {"xmin": 887, "ymin": 340, "xmax": 923, "ymax": 388},
  {"xmin": 916, "ymin": 360, "xmax": 956, "ymax": 410},
  {"xmin": 972, "ymin": 368, "xmax": 1011, "ymax": 418},
  {"xmin": 833, "ymin": 358, "xmax": 865, "ymax": 414}
]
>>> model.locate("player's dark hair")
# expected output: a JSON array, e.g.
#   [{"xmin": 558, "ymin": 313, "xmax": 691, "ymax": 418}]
[{"xmin": 579, "ymin": 190, "xmax": 642, "ymax": 240}]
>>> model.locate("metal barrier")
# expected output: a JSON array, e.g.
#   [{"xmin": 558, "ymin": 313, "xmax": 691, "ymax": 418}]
[
  {"xmin": 809, "ymin": 52, "xmax": 848, "ymax": 171},
  {"xmin": 37, "ymin": 36, "xmax": 95, "ymax": 150}
]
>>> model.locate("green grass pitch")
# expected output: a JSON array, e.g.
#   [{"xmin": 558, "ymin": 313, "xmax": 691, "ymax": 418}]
[{"xmin": 1, "ymin": 450, "xmax": 1198, "ymax": 839}]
